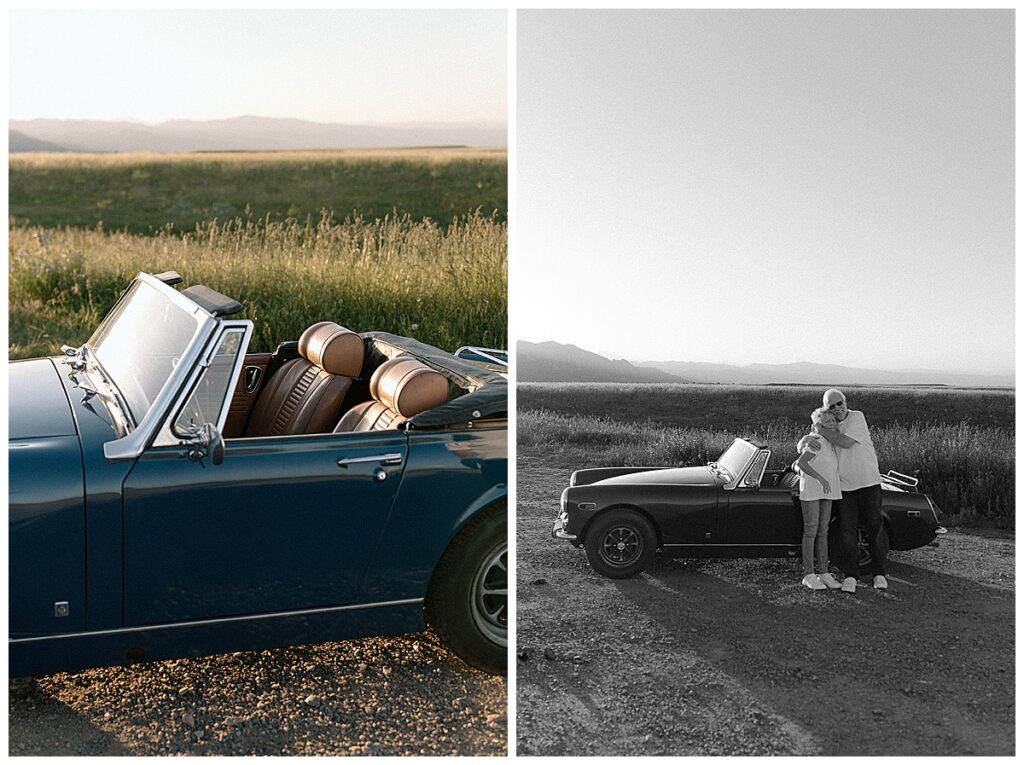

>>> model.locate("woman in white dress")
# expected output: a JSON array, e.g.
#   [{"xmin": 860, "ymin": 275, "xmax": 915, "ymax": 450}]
[{"xmin": 794, "ymin": 407, "xmax": 843, "ymax": 590}]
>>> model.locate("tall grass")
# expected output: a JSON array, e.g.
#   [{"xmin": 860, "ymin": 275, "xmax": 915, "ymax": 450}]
[
  {"xmin": 518, "ymin": 409, "xmax": 1014, "ymax": 529},
  {"xmin": 518, "ymin": 382, "xmax": 1014, "ymax": 430},
  {"xmin": 9, "ymin": 149, "xmax": 507, "ymax": 234},
  {"xmin": 9, "ymin": 212, "xmax": 506, "ymax": 358}
]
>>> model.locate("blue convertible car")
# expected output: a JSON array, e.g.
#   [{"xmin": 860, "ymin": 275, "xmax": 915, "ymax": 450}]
[{"xmin": 10, "ymin": 272, "xmax": 508, "ymax": 675}]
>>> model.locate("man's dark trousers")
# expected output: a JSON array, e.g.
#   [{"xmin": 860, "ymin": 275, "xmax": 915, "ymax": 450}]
[{"xmin": 837, "ymin": 484, "xmax": 886, "ymax": 578}]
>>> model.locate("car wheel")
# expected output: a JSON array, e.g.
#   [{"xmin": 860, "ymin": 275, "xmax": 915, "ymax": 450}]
[
  {"xmin": 584, "ymin": 509, "xmax": 656, "ymax": 579},
  {"xmin": 828, "ymin": 524, "xmax": 890, "ymax": 577},
  {"xmin": 426, "ymin": 504, "xmax": 507, "ymax": 675}
]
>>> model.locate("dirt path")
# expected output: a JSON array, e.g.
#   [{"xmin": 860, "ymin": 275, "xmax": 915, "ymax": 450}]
[
  {"xmin": 9, "ymin": 631, "xmax": 506, "ymax": 756},
  {"xmin": 516, "ymin": 452, "xmax": 1014, "ymax": 756}
]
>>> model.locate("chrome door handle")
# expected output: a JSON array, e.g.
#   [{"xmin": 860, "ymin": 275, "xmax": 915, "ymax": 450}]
[{"xmin": 337, "ymin": 452, "xmax": 403, "ymax": 468}]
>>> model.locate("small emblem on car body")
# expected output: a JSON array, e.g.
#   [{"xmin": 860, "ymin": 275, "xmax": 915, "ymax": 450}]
[{"xmin": 54, "ymin": 601, "xmax": 69, "ymax": 617}]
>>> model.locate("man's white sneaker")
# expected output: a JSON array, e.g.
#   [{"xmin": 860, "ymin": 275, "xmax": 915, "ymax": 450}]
[
  {"xmin": 873, "ymin": 575, "xmax": 888, "ymax": 590},
  {"xmin": 802, "ymin": 573, "xmax": 826, "ymax": 590},
  {"xmin": 818, "ymin": 573, "xmax": 842, "ymax": 590},
  {"xmin": 841, "ymin": 577, "xmax": 857, "ymax": 593}
]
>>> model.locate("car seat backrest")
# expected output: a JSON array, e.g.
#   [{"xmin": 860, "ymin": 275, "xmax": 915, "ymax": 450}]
[
  {"xmin": 334, "ymin": 356, "xmax": 449, "ymax": 433},
  {"xmin": 244, "ymin": 321, "xmax": 364, "ymax": 437}
]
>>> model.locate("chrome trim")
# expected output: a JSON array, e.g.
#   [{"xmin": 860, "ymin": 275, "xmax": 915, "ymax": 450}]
[
  {"xmin": 552, "ymin": 511, "xmax": 577, "ymax": 541},
  {"xmin": 102, "ymin": 274, "xmax": 219, "ymax": 461},
  {"xmin": 454, "ymin": 346, "xmax": 508, "ymax": 369},
  {"xmin": 9, "ymin": 597, "xmax": 424, "ymax": 644},
  {"xmin": 151, "ymin": 321, "xmax": 254, "ymax": 448},
  {"xmin": 337, "ymin": 452, "xmax": 404, "ymax": 467},
  {"xmin": 662, "ymin": 543, "xmax": 794, "ymax": 547},
  {"xmin": 578, "ymin": 502, "xmax": 596, "ymax": 510},
  {"xmin": 721, "ymin": 441, "xmax": 762, "ymax": 490}
]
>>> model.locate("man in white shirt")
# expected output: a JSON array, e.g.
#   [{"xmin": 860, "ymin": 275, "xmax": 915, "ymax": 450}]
[{"xmin": 814, "ymin": 389, "xmax": 888, "ymax": 592}]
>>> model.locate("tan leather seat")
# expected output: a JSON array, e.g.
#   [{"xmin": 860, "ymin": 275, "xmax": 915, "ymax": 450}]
[
  {"xmin": 244, "ymin": 321, "xmax": 364, "ymax": 436},
  {"xmin": 334, "ymin": 356, "xmax": 449, "ymax": 432}
]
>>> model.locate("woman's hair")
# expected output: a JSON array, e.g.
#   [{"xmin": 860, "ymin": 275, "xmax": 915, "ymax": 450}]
[{"xmin": 810, "ymin": 406, "xmax": 828, "ymax": 425}]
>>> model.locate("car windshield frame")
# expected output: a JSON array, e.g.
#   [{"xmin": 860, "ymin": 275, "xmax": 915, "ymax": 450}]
[
  {"xmin": 93, "ymin": 273, "xmax": 222, "ymax": 462},
  {"xmin": 715, "ymin": 439, "xmax": 758, "ymax": 483},
  {"xmin": 87, "ymin": 276, "xmax": 209, "ymax": 426}
]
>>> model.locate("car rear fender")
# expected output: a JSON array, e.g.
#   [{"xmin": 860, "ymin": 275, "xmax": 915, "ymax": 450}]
[
  {"xmin": 827, "ymin": 510, "xmax": 896, "ymax": 547},
  {"xmin": 582, "ymin": 504, "xmax": 662, "ymax": 549}
]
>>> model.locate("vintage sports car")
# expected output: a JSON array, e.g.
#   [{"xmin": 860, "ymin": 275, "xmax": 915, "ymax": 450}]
[
  {"xmin": 10, "ymin": 271, "xmax": 507, "ymax": 675},
  {"xmin": 552, "ymin": 437, "xmax": 946, "ymax": 579}
]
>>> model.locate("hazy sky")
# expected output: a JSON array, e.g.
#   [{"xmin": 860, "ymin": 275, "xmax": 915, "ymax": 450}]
[
  {"xmin": 515, "ymin": 10, "xmax": 1014, "ymax": 375},
  {"xmin": 9, "ymin": 9, "xmax": 506, "ymax": 125}
]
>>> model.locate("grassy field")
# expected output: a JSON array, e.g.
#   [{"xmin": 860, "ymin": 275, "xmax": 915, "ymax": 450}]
[
  {"xmin": 9, "ymin": 148, "xmax": 507, "ymax": 358},
  {"xmin": 518, "ymin": 383, "xmax": 1014, "ymax": 529},
  {"xmin": 9, "ymin": 214, "xmax": 506, "ymax": 358},
  {"xmin": 9, "ymin": 148, "xmax": 507, "ymax": 234}
]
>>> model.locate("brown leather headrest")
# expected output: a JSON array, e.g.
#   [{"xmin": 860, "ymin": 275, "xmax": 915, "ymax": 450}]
[
  {"xmin": 369, "ymin": 357, "xmax": 449, "ymax": 418},
  {"xmin": 298, "ymin": 321, "xmax": 364, "ymax": 376}
]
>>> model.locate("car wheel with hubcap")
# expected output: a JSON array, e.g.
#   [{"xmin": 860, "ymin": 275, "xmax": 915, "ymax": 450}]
[
  {"xmin": 584, "ymin": 509, "xmax": 656, "ymax": 579},
  {"xmin": 426, "ymin": 503, "xmax": 507, "ymax": 674}
]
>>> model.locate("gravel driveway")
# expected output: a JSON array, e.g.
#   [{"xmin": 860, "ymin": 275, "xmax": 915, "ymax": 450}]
[
  {"xmin": 9, "ymin": 631, "xmax": 506, "ymax": 756},
  {"xmin": 516, "ymin": 452, "xmax": 1014, "ymax": 756}
]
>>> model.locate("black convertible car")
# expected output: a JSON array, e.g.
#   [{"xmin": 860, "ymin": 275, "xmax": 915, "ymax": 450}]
[{"xmin": 551, "ymin": 437, "xmax": 946, "ymax": 579}]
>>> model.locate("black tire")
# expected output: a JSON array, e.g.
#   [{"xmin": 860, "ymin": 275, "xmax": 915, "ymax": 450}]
[
  {"xmin": 584, "ymin": 509, "xmax": 657, "ymax": 579},
  {"xmin": 426, "ymin": 504, "xmax": 507, "ymax": 675},
  {"xmin": 828, "ymin": 523, "xmax": 890, "ymax": 577}
]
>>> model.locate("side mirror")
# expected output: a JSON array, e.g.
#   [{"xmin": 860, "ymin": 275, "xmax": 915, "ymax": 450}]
[{"xmin": 186, "ymin": 422, "xmax": 225, "ymax": 465}]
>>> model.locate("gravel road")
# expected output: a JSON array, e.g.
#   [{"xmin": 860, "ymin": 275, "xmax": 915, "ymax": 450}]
[
  {"xmin": 9, "ymin": 631, "xmax": 506, "ymax": 756},
  {"xmin": 516, "ymin": 451, "xmax": 1014, "ymax": 756}
]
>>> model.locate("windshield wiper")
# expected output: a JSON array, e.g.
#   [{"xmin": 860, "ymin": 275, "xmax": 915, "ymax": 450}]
[{"xmin": 63, "ymin": 345, "xmax": 132, "ymax": 436}]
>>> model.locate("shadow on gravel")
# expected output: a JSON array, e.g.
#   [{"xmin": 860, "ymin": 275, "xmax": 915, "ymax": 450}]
[
  {"xmin": 614, "ymin": 556, "xmax": 1014, "ymax": 756},
  {"xmin": 8, "ymin": 678, "xmax": 133, "ymax": 756},
  {"xmin": 9, "ymin": 632, "xmax": 507, "ymax": 756}
]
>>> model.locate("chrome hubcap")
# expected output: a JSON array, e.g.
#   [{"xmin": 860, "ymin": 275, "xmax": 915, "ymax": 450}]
[
  {"xmin": 601, "ymin": 526, "xmax": 641, "ymax": 565},
  {"xmin": 471, "ymin": 542, "xmax": 507, "ymax": 647}
]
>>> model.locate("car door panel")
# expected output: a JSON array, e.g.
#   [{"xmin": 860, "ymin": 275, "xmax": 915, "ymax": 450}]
[
  {"xmin": 725, "ymin": 487, "xmax": 802, "ymax": 546},
  {"xmin": 122, "ymin": 431, "xmax": 408, "ymax": 626}
]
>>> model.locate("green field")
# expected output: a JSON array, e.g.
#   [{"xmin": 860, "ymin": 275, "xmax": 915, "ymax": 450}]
[
  {"xmin": 9, "ymin": 148, "xmax": 507, "ymax": 359},
  {"xmin": 518, "ymin": 383, "xmax": 1015, "ymax": 529},
  {"xmin": 9, "ymin": 148, "xmax": 507, "ymax": 234}
]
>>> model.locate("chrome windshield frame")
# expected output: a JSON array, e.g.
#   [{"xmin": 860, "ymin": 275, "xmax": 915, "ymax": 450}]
[
  {"xmin": 720, "ymin": 439, "xmax": 762, "ymax": 491},
  {"xmin": 101, "ymin": 273, "xmax": 221, "ymax": 461},
  {"xmin": 150, "ymin": 320, "xmax": 254, "ymax": 448}
]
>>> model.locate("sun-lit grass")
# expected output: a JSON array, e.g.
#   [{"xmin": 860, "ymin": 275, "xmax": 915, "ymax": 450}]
[
  {"xmin": 518, "ymin": 388, "xmax": 1014, "ymax": 529},
  {"xmin": 9, "ymin": 212, "xmax": 506, "ymax": 357},
  {"xmin": 9, "ymin": 148, "xmax": 507, "ymax": 234}
]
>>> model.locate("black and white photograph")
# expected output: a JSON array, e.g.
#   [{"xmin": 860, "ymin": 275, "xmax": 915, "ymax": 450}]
[{"xmin": 515, "ymin": 9, "xmax": 1013, "ymax": 756}]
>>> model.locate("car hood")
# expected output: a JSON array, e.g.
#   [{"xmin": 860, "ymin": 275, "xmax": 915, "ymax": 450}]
[
  {"xmin": 595, "ymin": 466, "xmax": 716, "ymax": 487},
  {"xmin": 9, "ymin": 358, "xmax": 78, "ymax": 441}
]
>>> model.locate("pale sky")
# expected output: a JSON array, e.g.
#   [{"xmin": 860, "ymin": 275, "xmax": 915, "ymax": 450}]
[
  {"xmin": 9, "ymin": 9, "xmax": 506, "ymax": 125},
  {"xmin": 515, "ymin": 10, "xmax": 1014, "ymax": 375}
]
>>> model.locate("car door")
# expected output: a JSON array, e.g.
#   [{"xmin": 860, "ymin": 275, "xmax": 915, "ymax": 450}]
[
  {"xmin": 122, "ymin": 430, "xmax": 408, "ymax": 626},
  {"xmin": 724, "ymin": 451, "xmax": 802, "ymax": 547}
]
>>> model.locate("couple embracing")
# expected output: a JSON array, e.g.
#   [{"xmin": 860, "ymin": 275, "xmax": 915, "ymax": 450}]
[{"xmin": 794, "ymin": 388, "xmax": 887, "ymax": 593}]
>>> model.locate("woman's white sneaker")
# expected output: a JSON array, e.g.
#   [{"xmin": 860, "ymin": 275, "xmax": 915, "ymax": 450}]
[
  {"xmin": 818, "ymin": 573, "xmax": 842, "ymax": 589},
  {"xmin": 802, "ymin": 573, "xmax": 826, "ymax": 590},
  {"xmin": 873, "ymin": 575, "xmax": 888, "ymax": 589},
  {"xmin": 841, "ymin": 577, "xmax": 857, "ymax": 593}
]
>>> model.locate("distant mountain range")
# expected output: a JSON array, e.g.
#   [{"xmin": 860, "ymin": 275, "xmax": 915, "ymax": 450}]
[
  {"xmin": 9, "ymin": 116, "xmax": 507, "ymax": 153},
  {"xmin": 517, "ymin": 340, "xmax": 1014, "ymax": 388}
]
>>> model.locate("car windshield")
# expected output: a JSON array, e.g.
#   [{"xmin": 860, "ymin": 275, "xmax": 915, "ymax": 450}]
[
  {"xmin": 88, "ymin": 279, "xmax": 203, "ymax": 424},
  {"xmin": 715, "ymin": 440, "xmax": 757, "ymax": 481}
]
